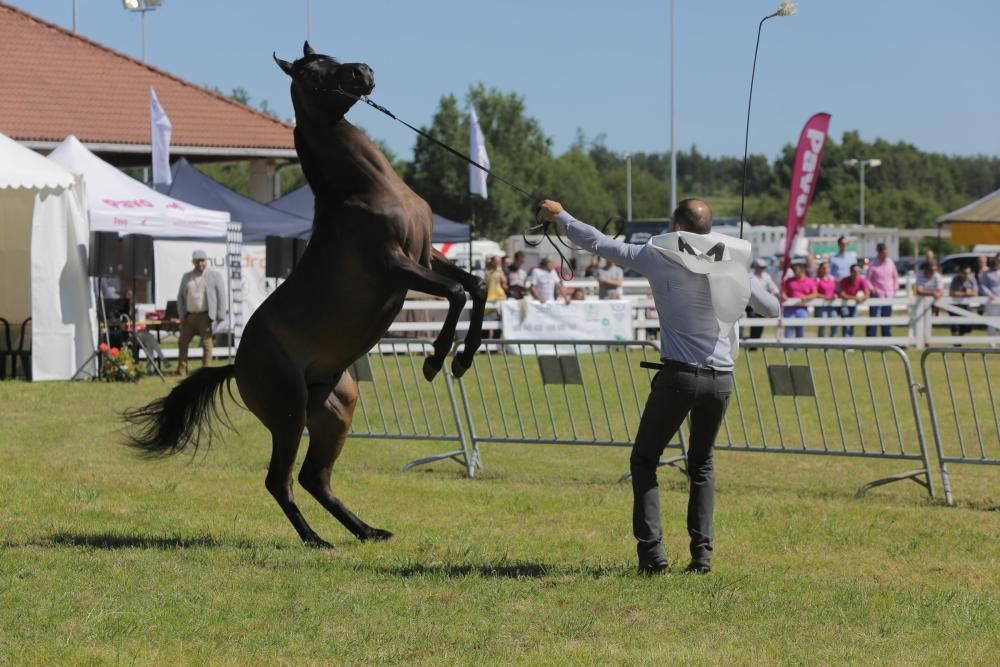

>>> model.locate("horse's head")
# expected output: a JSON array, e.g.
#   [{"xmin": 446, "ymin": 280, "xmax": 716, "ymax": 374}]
[{"xmin": 274, "ymin": 42, "xmax": 374, "ymax": 122}]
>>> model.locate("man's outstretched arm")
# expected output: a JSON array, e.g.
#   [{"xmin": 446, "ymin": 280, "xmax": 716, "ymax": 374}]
[{"xmin": 538, "ymin": 200, "xmax": 646, "ymax": 274}]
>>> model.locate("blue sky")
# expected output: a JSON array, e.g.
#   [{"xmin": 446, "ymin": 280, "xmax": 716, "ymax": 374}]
[{"xmin": 11, "ymin": 1, "xmax": 999, "ymax": 161}]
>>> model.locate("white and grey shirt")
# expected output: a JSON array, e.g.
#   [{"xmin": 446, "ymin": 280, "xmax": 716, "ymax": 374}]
[{"xmin": 556, "ymin": 211, "xmax": 779, "ymax": 371}]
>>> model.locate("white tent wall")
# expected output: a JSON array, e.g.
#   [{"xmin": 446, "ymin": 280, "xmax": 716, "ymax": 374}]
[
  {"xmin": 153, "ymin": 240, "xmax": 270, "ymax": 320},
  {"xmin": 0, "ymin": 189, "xmax": 33, "ymax": 323},
  {"xmin": 30, "ymin": 179, "xmax": 97, "ymax": 380},
  {"xmin": 0, "ymin": 133, "xmax": 96, "ymax": 381}
]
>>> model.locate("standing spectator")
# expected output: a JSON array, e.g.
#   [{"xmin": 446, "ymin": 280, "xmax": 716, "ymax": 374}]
[
  {"xmin": 583, "ymin": 256, "xmax": 602, "ymax": 278},
  {"xmin": 505, "ymin": 251, "xmax": 528, "ymax": 299},
  {"xmin": 598, "ymin": 259, "xmax": 625, "ymax": 300},
  {"xmin": 949, "ymin": 265, "xmax": 979, "ymax": 336},
  {"xmin": 804, "ymin": 254, "xmax": 817, "ymax": 278},
  {"xmin": 980, "ymin": 255, "xmax": 1000, "ymax": 342},
  {"xmin": 176, "ymin": 249, "xmax": 226, "ymax": 376},
  {"xmin": 747, "ymin": 258, "xmax": 778, "ymax": 339},
  {"xmin": 914, "ymin": 261, "xmax": 944, "ymax": 298},
  {"xmin": 484, "ymin": 256, "xmax": 508, "ymax": 339},
  {"xmin": 781, "ymin": 260, "xmax": 817, "ymax": 338},
  {"xmin": 865, "ymin": 242, "xmax": 899, "ymax": 337},
  {"xmin": 529, "ymin": 257, "xmax": 565, "ymax": 303},
  {"xmin": 813, "ymin": 261, "xmax": 838, "ymax": 337},
  {"xmin": 484, "ymin": 256, "xmax": 508, "ymax": 301},
  {"xmin": 828, "ymin": 236, "xmax": 856, "ymax": 282},
  {"xmin": 837, "ymin": 264, "xmax": 870, "ymax": 337}
]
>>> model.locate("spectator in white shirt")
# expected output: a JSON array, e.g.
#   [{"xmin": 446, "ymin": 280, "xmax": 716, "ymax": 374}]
[{"xmin": 529, "ymin": 257, "xmax": 564, "ymax": 303}]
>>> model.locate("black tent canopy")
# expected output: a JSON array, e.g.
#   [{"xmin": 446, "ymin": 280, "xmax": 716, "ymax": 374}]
[
  {"xmin": 161, "ymin": 158, "xmax": 312, "ymax": 242},
  {"xmin": 269, "ymin": 184, "xmax": 471, "ymax": 243}
]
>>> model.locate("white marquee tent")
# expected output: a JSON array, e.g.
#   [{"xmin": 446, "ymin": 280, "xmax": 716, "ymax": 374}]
[
  {"xmin": 47, "ymin": 136, "xmax": 238, "ymax": 350},
  {"xmin": 0, "ymin": 132, "xmax": 96, "ymax": 380},
  {"xmin": 48, "ymin": 135, "xmax": 231, "ymax": 238}
]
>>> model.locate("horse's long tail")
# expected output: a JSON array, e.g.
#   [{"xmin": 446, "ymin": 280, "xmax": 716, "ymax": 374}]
[{"xmin": 124, "ymin": 364, "xmax": 237, "ymax": 456}]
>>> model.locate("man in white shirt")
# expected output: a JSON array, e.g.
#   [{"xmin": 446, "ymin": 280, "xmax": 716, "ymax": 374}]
[
  {"xmin": 529, "ymin": 257, "xmax": 564, "ymax": 303},
  {"xmin": 175, "ymin": 249, "xmax": 227, "ymax": 376},
  {"xmin": 539, "ymin": 198, "xmax": 779, "ymax": 575},
  {"xmin": 747, "ymin": 258, "xmax": 779, "ymax": 339}
]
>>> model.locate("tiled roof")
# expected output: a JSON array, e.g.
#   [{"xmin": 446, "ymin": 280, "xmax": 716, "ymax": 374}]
[{"xmin": 0, "ymin": 2, "xmax": 294, "ymax": 159}]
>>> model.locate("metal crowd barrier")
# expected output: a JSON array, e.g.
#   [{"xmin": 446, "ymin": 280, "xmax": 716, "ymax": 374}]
[
  {"xmin": 345, "ymin": 338, "xmax": 936, "ymax": 500},
  {"xmin": 346, "ymin": 339, "xmax": 477, "ymax": 476},
  {"xmin": 920, "ymin": 347, "xmax": 1000, "ymax": 506},
  {"xmin": 388, "ymin": 340, "xmax": 934, "ymax": 497},
  {"xmin": 721, "ymin": 341, "xmax": 934, "ymax": 498}
]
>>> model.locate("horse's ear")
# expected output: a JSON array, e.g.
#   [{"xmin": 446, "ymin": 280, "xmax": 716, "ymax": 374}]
[
  {"xmin": 273, "ymin": 53, "xmax": 294, "ymax": 77},
  {"xmin": 303, "ymin": 41, "xmax": 315, "ymax": 57}
]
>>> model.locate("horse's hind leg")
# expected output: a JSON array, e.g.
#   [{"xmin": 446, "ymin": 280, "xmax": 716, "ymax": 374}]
[
  {"xmin": 237, "ymin": 351, "xmax": 331, "ymax": 548},
  {"xmin": 431, "ymin": 253, "xmax": 486, "ymax": 378},
  {"xmin": 298, "ymin": 372, "xmax": 394, "ymax": 542}
]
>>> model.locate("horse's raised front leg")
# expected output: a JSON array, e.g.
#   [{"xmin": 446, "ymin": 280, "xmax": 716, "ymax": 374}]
[
  {"xmin": 431, "ymin": 251, "xmax": 486, "ymax": 378},
  {"xmin": 298, "ymin": 373, "xmax": 394, "ymax": 542},
  {"xmin": 386, "ymin": 250, "xmax": 466, "ymax": 381}
]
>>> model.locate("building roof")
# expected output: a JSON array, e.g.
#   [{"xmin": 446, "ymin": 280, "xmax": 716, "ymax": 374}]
[{"xmin": 0, "ymin": 2, "xmax": 295, "ymax": 166}]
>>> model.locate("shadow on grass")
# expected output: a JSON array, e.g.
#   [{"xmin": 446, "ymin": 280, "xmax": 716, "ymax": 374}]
[
  {"xmin": 9, "ymin": 532, "xmax": 262, "ymax": 550},
  {"xmin": 379, "ymin": 560, "xmax": 629, "ymax": 579}
]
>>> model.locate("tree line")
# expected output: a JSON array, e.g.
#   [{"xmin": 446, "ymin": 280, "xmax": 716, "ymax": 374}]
[{"xmin": 204, "ymin": 85, "xmax": 1000, "ymax": 247}]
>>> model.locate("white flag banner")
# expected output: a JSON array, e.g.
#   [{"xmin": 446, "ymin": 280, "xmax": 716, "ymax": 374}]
[
  {"xmin": 150, "ymin": 87, "xmax": 173, "ymax": 187},
  {"xmin": 469, "ymin": 105, "xmax": 489, "ymax": 199}
]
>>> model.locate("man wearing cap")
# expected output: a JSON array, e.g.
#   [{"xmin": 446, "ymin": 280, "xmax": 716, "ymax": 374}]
[
  {"xmin": 175, "ymin": 249, "xmax": 226, "ymax": 376},
  {"xmin": 747, "ymin": 258, "xmax": 779, "ymax": 339},
  {"xmin": 538, "ymin": 198, "xmax": 779, "ymax": 575}
]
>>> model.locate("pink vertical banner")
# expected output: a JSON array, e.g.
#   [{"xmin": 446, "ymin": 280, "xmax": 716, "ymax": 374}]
[{"xmin": 781, "ymin": 113, "xmax": 832, "ymax": 275}]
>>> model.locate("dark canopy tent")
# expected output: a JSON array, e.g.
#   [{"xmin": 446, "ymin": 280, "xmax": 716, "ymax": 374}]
[
  {"xmin": 161, "ymin": 158, "xmax": 313, "ymax": 242},
  {"xmin": 269, "ymin": 184, "xmax": 471, "ymax": 242}
]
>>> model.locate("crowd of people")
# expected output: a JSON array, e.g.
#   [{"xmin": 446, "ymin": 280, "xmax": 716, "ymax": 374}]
[
  {"xmin": 748, "ymin": 236, "xmax": 1000, "ymax": 339},
  {"xmin": 480, "ymin": 251, "xmax": 628, "ymax": 305}
]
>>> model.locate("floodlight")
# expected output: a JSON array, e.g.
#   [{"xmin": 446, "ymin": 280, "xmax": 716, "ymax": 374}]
[{"xmin": 122, "ymin": 0, "xmax": 140, "ymax": 9}]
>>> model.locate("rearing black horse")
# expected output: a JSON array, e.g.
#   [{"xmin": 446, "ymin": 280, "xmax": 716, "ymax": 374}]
[{"xmin": 125, "ymin": 43, "xmax": 487, "ymax": 548}]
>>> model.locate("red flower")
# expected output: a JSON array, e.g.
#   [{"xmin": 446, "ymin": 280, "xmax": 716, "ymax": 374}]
[
  {"xmin": 99, "ymin": 342, "xmax": 109, "ymax": 352},
  {"xmin": 110, "ymin": 347, "xmax": 120, "ymax": 357}
]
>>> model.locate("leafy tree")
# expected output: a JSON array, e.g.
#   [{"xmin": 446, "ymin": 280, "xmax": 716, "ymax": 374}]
[{"xmin": 406, "ymin": 85, "xmax": 553, "ymax": 240}]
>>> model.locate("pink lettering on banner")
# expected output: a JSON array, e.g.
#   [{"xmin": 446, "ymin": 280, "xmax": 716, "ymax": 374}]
[
  {"xmin": 102, "ymin": 199, "xmax": 155, "ymax": 209},
  {"xmin": 113, "ymin": 217, "xmax": 128, "ymax": 226},
  {"xmin": 782, "ymin": 113, "xmax": 832, "ymax": 277},
  {"xmin": 166, "ymin": 202, "xmax": 183, "ymax": 210}
]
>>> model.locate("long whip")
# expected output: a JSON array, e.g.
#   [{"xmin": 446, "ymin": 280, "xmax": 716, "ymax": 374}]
[{"xmin": 738, "ymin": 1, "xmax": 797, "ymax": 240}]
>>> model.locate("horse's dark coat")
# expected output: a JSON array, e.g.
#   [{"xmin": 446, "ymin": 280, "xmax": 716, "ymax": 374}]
[{"xmin": 125, "ymin": 43, "xmax": 486, "ymax": 547}]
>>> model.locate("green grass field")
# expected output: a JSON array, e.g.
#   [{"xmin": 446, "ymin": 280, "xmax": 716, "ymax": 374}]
[{"xmin": 0, "ymin": 362, "xmax": 997, "ymax": 665}]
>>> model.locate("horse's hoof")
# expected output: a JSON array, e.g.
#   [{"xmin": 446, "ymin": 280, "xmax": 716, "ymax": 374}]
[
  {"xmin": 451, "ymin": 356, "xmax": 471, "ymax": 379},
  {"xmin": 362, "ymin": 528, "xmax": 395, "ymax": 542},
  {"xmin": 423, "ymin": 357, "xmax": 442, "ymax": 382},
  {"xmin": 305, "ymin": 537, "xmax": 335, "ymax": 550}
]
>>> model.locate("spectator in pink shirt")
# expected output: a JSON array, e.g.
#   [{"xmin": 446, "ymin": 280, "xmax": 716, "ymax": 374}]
[
  {"xmin": 838, "ymin": 264, "xmax": 871, "ymax": 337},
  {"xmin": 865, "ymin": 243, "xmax": 898, "ymax": 337},
  {"xmin": 781, "ymin": 260, "xmax": 818, "ymax": 338},
  {"xmin": 813, "ymin": 261, "xmax": 838, "ymax": 337}
]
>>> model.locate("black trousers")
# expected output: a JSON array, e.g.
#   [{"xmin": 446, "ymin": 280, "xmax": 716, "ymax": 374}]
[{"xmin": 631, "ymin": 365, "xmax": 733, "ymax": 566}]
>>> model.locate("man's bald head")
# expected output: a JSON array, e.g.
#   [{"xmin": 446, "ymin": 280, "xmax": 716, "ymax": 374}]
[{"xmin": 671, "ymin": 199, "xmax": 713, "ymax": 235}]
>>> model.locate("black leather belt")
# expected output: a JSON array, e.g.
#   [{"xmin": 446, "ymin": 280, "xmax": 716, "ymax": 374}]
[{"xmin": 640, "ymin": 359, "xmax": 733, "ymax": 377}]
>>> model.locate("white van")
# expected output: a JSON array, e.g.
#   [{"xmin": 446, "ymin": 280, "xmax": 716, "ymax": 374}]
[{"xmin": 433, "ymin": 240, "xmax": 504, "ymax": 272}]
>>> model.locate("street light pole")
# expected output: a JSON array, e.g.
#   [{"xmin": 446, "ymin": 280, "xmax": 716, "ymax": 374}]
[
  {"xmin": 122, "ymin": 0, "xmax": 162, "ymax": 64},
  {"xmin": 669, "ymin": 0, "xmax": 677, "ymax": 215},
  {"xmin": 843, "ymin": 158, "xmax": 882, "ymax": 227},
  {"xmin": 625, "ymin": 153, "xmax": 632, "ymax": 221}
]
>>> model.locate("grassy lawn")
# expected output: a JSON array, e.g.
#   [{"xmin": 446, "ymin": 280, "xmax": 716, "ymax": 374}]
[{"xmin": 0, "ymin": 358, "xmax": 997, "ymax": 665}]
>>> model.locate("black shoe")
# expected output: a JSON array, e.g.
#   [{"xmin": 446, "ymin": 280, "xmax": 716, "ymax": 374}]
[
  {"xmin": 684, "ymin": 561, "xmax": 711, "ymax": 574},
  {"xmin": 638, "ymin": 558, "xmax": 669, "ymax": 575}
]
